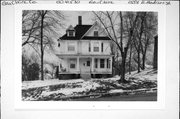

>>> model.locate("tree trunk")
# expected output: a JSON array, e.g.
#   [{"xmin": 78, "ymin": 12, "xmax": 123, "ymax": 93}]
[
  {"xmin": 141, "ymin": 37, "xmax": 149, "ymax": 70},
  {"xmin": 129, "ymin": 43, "xmax": 132, "ymax": 74},
  {"xmin": 137, "ymin": 47, "xmax": 141, "ymax": 73},
  {"xmin": 153, "ymin": 35, "xmax": 158, "ymax": 69},
  {"xmin": 142, "ymin": 53, "xmax": 146, "ymax": 70},
  {"xmin": 112, "ymin": 56, "xmax": 115, "ymax": 76},
  {"xmin": 119, "ymin": 47, "xmax": 128, "ymax": 83},
  {"xmin": 120, "ymin": 53, "xmax": 126, "ymax": 82},
  {"xmin": 40, "ymin": 11, "xmax": 45, "ymax": 81}
]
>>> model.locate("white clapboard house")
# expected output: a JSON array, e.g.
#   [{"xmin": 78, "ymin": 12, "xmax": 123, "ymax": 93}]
[{"xmin": 56, "ymin": 16, "xmax": 113, "ymax": 79}]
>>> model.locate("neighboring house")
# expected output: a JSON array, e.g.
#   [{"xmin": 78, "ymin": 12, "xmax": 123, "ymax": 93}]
[{"xmin": 56, "ymin": 16, "xmax": 113, "ymax": 79}]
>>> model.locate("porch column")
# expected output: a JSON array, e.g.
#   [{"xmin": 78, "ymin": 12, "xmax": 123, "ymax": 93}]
[
  {"xmin": 77, "ymin": 57, "xmax": 80, "ymax": 72},
  {"xmin": 110, "ymin": 57, "xmax": 112, "ymax": 72},
  {"xmin": 91, "ymin": 57, "xmax": 94, "ymax": 72}
]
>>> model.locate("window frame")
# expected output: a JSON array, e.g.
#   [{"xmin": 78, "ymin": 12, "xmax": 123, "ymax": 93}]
[
  {"xmin": 68, "ymin": 42, "xmax": 76, "ymax": 52},
  {"xmin": 69, "ymin": 59, "xmax": 76, "ymax": 69},
  {"xmin": 87, "ymin": 61, "xmax": 90, "ymax": 67},
  {"xmin": 94, "ymin": 31, "xmax": 98, "ymax": 37},
  {"xmin": 100, "ymin": 59, "xmax": 105, "ymax": 68},
  {"xmin": 107, "ymin": 59, "xmax": 110, "ymax": 69},
  {"xmin": 93, "ymin": 42, "xmax": 99, "ymax": 52},
  {"xmin": 68, "ymin": 30, "xmax": 74, "ymax": 37}
]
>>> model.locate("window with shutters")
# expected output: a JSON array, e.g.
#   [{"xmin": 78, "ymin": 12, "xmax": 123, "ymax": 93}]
[{"xmin": 93, "ymin": 42, "xmax": 99, "ymax": 52}]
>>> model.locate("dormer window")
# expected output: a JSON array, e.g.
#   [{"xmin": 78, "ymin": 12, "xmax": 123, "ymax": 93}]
[
  {"xmin": 67, "ymin": 25, "xmax": 75, "ymax": 37},
  {"xmin": 68, "ymin": 31, "xmax": 74, "ymax": 37},
  {"xmin": 94, "ymin": 31, "xmax": 98, "ymax": 37}
]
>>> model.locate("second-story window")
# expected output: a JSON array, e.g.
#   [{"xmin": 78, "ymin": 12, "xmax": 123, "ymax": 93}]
[
  {"xmin": 94, "ymin": 31, "xmax": 98, "ymax": 37},
  {"xmin": 93, "ymin": 42, "xmax": 99, "ymax": 52},
  {"xmin": 68, "ymin": 42, "xmax": 75, "ymax": 52}
]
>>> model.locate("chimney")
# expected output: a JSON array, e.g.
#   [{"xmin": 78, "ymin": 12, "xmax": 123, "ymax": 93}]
[{"xmin": 78, "ymin": 16, "xmax": 82, "ymax": 25}]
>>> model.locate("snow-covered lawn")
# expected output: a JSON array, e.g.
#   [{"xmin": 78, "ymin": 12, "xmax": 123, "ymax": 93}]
[
  {"xmin": 22, "ymin": 79, "xmax": 84, "ymax": 90},
  {"xmin": 22, "ymin": 68, "xmax": 157, "ymax": 101}
]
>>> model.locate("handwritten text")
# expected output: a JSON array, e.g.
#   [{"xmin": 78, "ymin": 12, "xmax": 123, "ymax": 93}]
[
  {"xmin": 56, "ymin": 0, "xmax": 80, "ymax": 4},
  {"xmin": 1, "ymin": 0, "xmax": 37, "ymax": 6},
  {"xmin": 128, "ymin": 0, "xmax": 171, "ymax": 5},
  {"xmin": 89, "ymin": 0, "xmax": 114, "ymax": 4}
]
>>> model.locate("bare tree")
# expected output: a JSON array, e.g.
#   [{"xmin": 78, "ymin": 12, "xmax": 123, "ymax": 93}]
[
  {"xmin": 131, "ymin": 12, "xmax": 157, "ymax": 71},
  {"xmin": 141, "ymin": 12, "xmax": 157, "ymax": 70},
  {"xmin": 93, "ymin": 11, "xmax": 139, "ymax": 83},
  {"xmin": 132, "ymin": 12, "xmax": 147, "ymax": 73},
  {"xmin": 22, "ymin": 10, "xmax": 65, "ymax": 80}
]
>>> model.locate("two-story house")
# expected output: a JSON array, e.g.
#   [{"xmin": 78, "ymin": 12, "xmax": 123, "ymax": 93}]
[{"xmin": 56, "ymin": 16, "xmax": 113, "ymax": 79}]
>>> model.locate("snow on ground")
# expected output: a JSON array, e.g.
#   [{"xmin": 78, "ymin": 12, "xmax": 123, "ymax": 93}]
[
  {"xmin": 109, "ymin": 89, "xmax": 124, "ymax": 93},
  {"xmin": 22, "ymin": 68, "xmax": 157, "ymax": 101},
  {"xmin": 40, "ymin": 81, "xmax": 100, "ymax": 97},
  {"xmin": 126, "ymin": 68, "xmax": 157, "ymax": 81},
  {"xmin": 22, "ymin": 79, "xmax": 84, "ymax": 90}
]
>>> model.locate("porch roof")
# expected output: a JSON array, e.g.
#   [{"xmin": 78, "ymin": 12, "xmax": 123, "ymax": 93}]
[{"xmin": 56, "ymin": 54, "xmax": 113, "ymax": 58}]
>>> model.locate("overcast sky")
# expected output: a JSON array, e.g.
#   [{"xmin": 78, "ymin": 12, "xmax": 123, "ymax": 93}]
[{"xmin": 62, "ymin": 11, "xmax": 95, "ymax": 28}]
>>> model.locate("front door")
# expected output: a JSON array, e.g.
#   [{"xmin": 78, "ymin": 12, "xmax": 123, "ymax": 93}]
[{"xmin": 80, "ymin": 59, "xmax": 91, "ymax": 73}]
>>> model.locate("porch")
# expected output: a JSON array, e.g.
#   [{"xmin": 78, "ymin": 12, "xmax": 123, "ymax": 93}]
[{"xmin": 58, "ymin": 55, "xmax": 113, "ymax": 77}]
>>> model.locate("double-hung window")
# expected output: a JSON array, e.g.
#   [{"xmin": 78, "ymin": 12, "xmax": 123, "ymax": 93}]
[
  {"xmin": 68, "ymin": 42, "xmax": 75, "ymax": 52},
  {"xmin": 94, "ymin": 59, "xmax": 98, "ymax": 68},
  {"xmin": 68, "ymin": 31, "xmax": 74, "ymax": 37},
  {"xmin": 93, "ymin": 42, "xmax": 99, "ymax": 52},
  {"xmin": 107, "ymin": 59, "xmax": 110, "ymax": 68},
  {"xmin": 94, "ymin": 31, "xmax": 98, "ymax": 37},
  {"xmin": 100, "ymin": 59, "xmax": 105, "ymax": 68},
  {"xmin": 70, "ymin": 59, "xmax": 76, "ymax": 69}
]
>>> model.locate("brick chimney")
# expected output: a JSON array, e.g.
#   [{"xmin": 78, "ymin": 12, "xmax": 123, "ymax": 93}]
[{"xmin": 78, "ymin": 16, "xmax": 82, "ymax": 25}]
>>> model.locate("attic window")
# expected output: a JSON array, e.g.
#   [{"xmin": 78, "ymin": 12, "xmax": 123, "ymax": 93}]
[
  {"xmin": 94, "ymin": 31, "xmax": 98, "ymax": 37},
  {"xmin": 67, "ymin": 25, "xmax": 75, "ymax": 37},
  {"xmin": 68, "ymin": 31, "xmax": 74, "ymax": 37}
]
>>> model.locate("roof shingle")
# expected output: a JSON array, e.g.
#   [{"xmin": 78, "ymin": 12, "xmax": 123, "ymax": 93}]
[
  {"xmin": 60, "ymin": 24, "xmax": 111, "ymax": 41},
  {"xmin": 60, "ymin": 25, "xmax": 92, "ymax": 40}
]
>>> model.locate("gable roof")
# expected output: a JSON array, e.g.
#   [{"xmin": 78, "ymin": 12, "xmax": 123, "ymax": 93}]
[
  {"xmin": 59, "ymin": 24, "xmax": 111, "ymax": 41},
  {"xmin": 82, "ymin": 36, "xmax": 111, "ymax": 40},
  {"xmin": 60, "ymin": 25, "xmax": 92, "ymax": 40}
]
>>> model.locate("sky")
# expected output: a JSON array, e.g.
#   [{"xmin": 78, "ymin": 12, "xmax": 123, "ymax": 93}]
[
  {"xmin": 63, "ymin": 11, "xmax": 94, "ymax": 26},
  {"xmin": 61, "ymin": 11, "xmax": 95, "ymax": 34}
]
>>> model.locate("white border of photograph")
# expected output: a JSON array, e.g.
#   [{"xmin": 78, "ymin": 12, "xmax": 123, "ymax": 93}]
[{"xmin": 14, "ymin": 4, "xmax": 166, "ymax": 110}]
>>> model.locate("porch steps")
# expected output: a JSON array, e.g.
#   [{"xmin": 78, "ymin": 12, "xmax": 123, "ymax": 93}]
[{"xmin": 80, "ymin": 73, "xmax": 91, "ymax": 80}]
